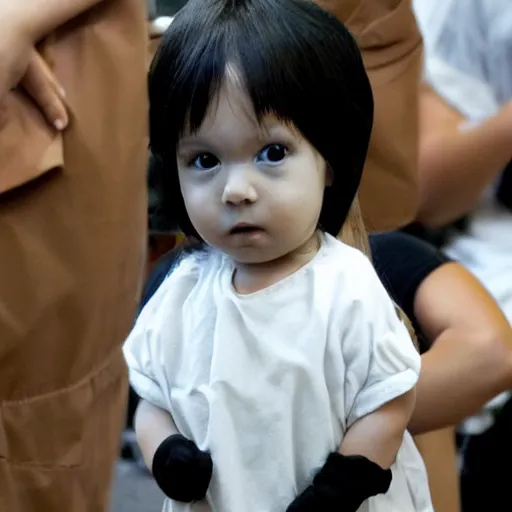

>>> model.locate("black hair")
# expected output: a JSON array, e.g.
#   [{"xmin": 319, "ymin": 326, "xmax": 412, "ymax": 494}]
[{"xmin": 149, "ymin": 0, "xmax": 374, "ymax": 238}]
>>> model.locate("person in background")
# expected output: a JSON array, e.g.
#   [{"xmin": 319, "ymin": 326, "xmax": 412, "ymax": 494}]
[
  {"xmin": 0, "ymin": 1, "xmax": 147, "ymax": 511},
  {"xmin": 317, "ymin": 0, "xmax": 423, "ymax": 232},
  {"xmin": 370, "ymin": 231, "xmax": 512, "ymax": 512},
  {"xmin": 412, "ymin": 0, "xmax": 512, "ymax": 321},
  {"xmin": 412, "ymin": 1, "xmax": 512, "ymax": 508}
]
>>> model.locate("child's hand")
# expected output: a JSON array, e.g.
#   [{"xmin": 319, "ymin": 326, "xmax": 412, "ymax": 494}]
[
  {"xmin": 152, "ymin": 434, "xmax": 213, "ymax": 502},
  {"xmin": 286, "ymin": 453, "xmax": 392, "ymax": 512}
]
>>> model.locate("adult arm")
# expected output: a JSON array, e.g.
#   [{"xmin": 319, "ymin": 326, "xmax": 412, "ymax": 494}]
[
  {"xmin": 371, "ymin": 232, "xmax": 512, "ymax": 435},
  {"xmin": 0, "ymin": 1, "xmax": 106, "ymax": 127},
  {"xmin": 417, "ymin": 85, "xmax": 512, "ymax": 226},
  {"xmin": 7, "ymin": 0, "xmax": 106, "ymax": 42},
  {"xmin": 409, "ymin": 262, "xmax": 512, "ymax": 434}
]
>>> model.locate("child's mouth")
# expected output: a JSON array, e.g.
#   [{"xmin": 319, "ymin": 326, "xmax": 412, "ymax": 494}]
[{"xmin": 229, "ymin": 224, "xmax": 263, "ymax": 235}]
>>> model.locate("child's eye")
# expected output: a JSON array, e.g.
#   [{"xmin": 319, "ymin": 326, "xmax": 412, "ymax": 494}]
[
  {"xmin": 190, "ymin": 152, "xmax": 220, "ymax": 170},
  {"xmin": 257, "ymin": 144, "xmax": 289, "ymax": 165}
]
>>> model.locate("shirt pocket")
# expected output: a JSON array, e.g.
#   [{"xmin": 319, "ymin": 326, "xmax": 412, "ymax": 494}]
[
  {"xmin": 0, "ymin": 352, "xmax": 124, "ymax": 469},
  {"xmin": 0, "ymin": 88, "xmax": 63, "ymax": 197}
]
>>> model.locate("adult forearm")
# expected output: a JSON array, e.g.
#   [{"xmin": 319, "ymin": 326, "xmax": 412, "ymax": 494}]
[
  {"xmin": 7, "ymin": 0, "xmax": 106, "ymax": 42},
  {"xmin": 409, "ymin": 328, "xmax": 512, "ymax": 435},
  {"xmin": 417, "ymin": 103, "xmax": 512, "ymax": 226}
]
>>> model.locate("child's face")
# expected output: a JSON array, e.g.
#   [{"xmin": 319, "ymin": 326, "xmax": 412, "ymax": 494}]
[{"xmin": 176, "ymin": 75, "xmax": 328, "ymax": 265}]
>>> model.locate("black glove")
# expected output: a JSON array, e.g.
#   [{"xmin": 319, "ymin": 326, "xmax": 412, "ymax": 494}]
[
  {"xmin": 152, "ymin": 434, "xmax": 213, "ymax": 502},
  {"xmin": 286, "ymin": 452, "xmax": 392, "ymax": 512}
]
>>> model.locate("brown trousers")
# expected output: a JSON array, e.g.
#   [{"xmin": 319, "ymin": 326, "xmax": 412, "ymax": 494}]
[{"xmin": 0, "ymin": 1, "xmax": 148, "ymax": 511}]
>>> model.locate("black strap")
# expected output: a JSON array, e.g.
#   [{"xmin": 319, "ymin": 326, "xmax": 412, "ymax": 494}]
[{"xmin": 496, "ymin": 160, "xmax": 512, "ymax": 212}]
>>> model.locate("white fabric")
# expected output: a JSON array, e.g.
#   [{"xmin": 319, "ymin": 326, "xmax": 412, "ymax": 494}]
[
  {"xmin": 413, "ymin": 0, "xmax": 512, "ymax": 323},
  {"xmin": 124, "ymin": 234, "xmax": 432, "ymax": 512},
  {"xmin": 413, "ymin": 0, "xmax": 509, "ymax": 120}
]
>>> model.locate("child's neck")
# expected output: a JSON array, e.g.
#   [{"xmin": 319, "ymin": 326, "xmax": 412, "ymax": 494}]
[{"xmin": 232, "ymin": 232, "xmax": 321, "ymax": 295}]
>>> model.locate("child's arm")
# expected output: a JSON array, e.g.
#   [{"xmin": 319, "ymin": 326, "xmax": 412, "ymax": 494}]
[
  {"xmin": 135, "ymin": 399, "xmax": 213, "ymax": 503},
  {"xmin": 287, "ymin": 392, "xmax": 414, "ymax": 512},
  {"xmin": 125, "ymin": 256, "xmax": 212, "ymax": 502},
  {"xmin": 339, "ymin": 388, "xmax": 415, "ymax": 468},
  {"xmin": 135, "ymin": 399, "xmax": 180, "ymax": 472},
  {"xmin": 288, "ymin": 253, "xmax": 422, "ymax": 512}
]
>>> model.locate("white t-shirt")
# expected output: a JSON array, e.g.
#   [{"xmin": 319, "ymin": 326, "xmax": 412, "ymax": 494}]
[
  {"xmin": 124, "ymin": 233, "xmax": 433, "ymax": 512},
  {"xmin": 413, "ymin": 0, "xmax": 512, "ymax": 323}
]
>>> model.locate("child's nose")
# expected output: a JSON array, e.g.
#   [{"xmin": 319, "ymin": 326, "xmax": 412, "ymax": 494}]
[{"xmin": 221, "ymin": 167, "xmax": 258, "ymax": 206}]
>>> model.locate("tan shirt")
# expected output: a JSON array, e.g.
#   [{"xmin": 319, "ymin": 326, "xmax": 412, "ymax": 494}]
[{"xmin": 317, "ymin": 0, "xmax": 422, "ymax": 231}]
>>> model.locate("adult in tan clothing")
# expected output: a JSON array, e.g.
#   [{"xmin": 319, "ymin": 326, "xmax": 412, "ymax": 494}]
[
  {"xmin": 320, "ymin": 0, "xmax": 423, "ymax": 232},
  {"xmin": 0, "ymin": 1, "xmax": 147, "ymax": 511}
]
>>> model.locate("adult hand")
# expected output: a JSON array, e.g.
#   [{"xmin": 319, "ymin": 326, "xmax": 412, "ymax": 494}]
[
  {"xmin": 19, "ymin": 50, "xmax": 68, "ymax": 130},
  {"xmin": 0, "ymin": 10, "xmax": 67, "ymax": 131}
]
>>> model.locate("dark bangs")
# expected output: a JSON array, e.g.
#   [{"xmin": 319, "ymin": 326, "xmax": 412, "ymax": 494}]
[{"xmin": 149, "ymin": 0, "xmax": 374, "ymax": 238}]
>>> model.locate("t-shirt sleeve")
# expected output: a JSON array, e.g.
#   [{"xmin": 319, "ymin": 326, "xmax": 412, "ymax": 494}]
[
  {"xmin": 123, "ymin": 285, "xmax": 171, "ymax": 411},
  {"xmin": 124, "ymin": 255, "xmax": 199, "ymax": 411},
  {"xmin": 340, "ymin": 253, "xmax": 422, "ymax": 428}
]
